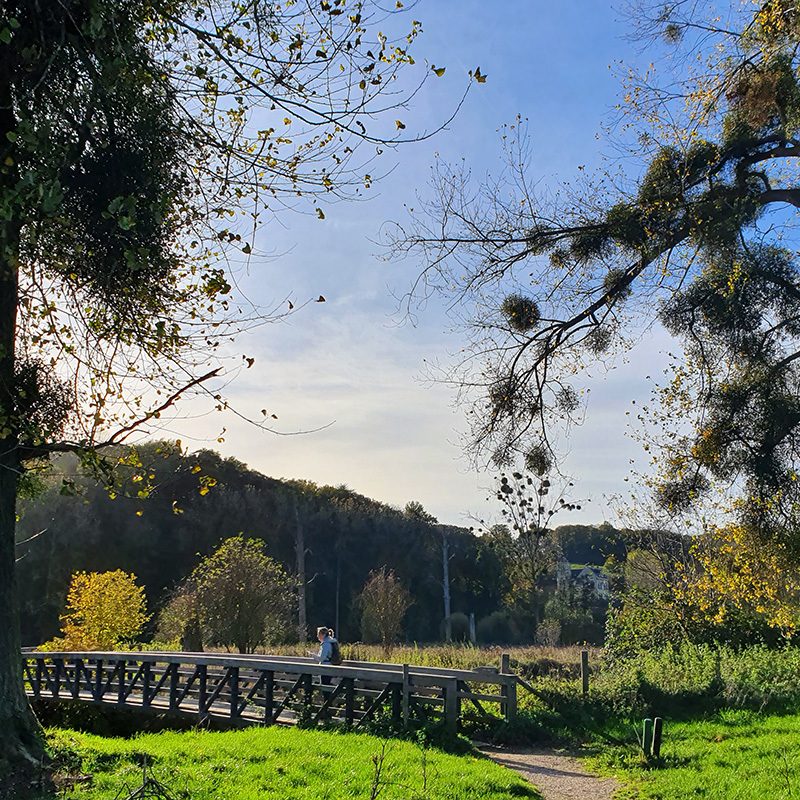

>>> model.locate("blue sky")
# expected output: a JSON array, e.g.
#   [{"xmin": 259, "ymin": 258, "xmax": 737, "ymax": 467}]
[{"xmin": 164, "ymin": 1, "xmax": 675, "ymax": 528}]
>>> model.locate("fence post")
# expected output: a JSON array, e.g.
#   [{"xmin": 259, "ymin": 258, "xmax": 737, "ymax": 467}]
[
  {"xmin": 500, "ymin": 653, "xmax": 516, "ymax": 721},
  {"xmin": 642, "ymin": 718, "xmax": 654, "ymax": 757},
  {"xmin": 581, "ymin": 649, "xmax": 589, "ymax": 695},
  {"xmin": 402, "ymin": 664, "xmax": 410, "ymax": 731},
  {"xmin": 652, "ymin": 717, "xmax": 663, "ymax": 758},
  {"xmin": 444, "ymin": 677, "xmax": 458, "ymax": 735}
]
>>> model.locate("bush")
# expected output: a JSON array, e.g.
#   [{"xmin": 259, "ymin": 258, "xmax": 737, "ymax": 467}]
[
  {"xmin": 606, "ymin": 588, "xmax": 787, "ymax": 662},
  {"xmin": 597, "ymin": 642, "xmax": 800, "ymax": 718},
  {"xmin": 476, "ymin": 611, "xmax": 522, "ymax": 645},
  {"xmin": 442, "ymin": 612, "xmax": 471, "ymax": 642}
]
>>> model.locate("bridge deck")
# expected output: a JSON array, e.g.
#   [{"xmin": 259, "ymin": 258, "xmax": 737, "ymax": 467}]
[{"xmin": 23, "ymin": 651, "xmax": 517, "ymax": 733}]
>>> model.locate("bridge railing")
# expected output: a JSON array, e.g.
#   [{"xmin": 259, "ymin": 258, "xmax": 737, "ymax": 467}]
[{"xmin": 22, "ymin": 651, "xmax": 517, "ymax": 733}]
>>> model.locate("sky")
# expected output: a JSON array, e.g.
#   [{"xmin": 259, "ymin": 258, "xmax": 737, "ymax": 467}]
[{"xmin": 158, "ymin": 1, "xmax": 675, "ymax": 529}]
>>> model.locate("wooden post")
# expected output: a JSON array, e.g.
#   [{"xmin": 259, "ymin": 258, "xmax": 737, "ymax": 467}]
[
  {"xmin": 581, "ymin": 650, "xmax": 589, "ymax": 695},
  {"xmin": 652, "ymin": 717, "xmax": 663, "ymax": 758},
  {"xmin": 117, "ymin": 660, "xmax": 126, "ymax": 705},
  {"xmin": 94, "ymin": 659, "xmax": 103, "ymax": 701},
  {"xmin": 143, "ymin": 661, "xmax": 152, "ymax": 709},
  {"xmin": 303, "ymin": 673, "xmax": 313, "ymax": 719},
  {"xmin": 72, "ymin": 659, "xmax": 83, "ymax": 700},
  {"xmin": 402, "ymin": 664, "xmax": 410, "ymax": 731},
  {"xmin": 53, "ymin": 658, "xmax": 62, "ymax": 699},
  {"xmin": 230, "ymin": 666, "xmax": 240, "ymax": 718},
  {"xmin": 391, "ymin": 683, "xmax": 401, "ymax": 726},
  {"xmin": 500, "ymin": 653, "xmax": 516, "ymax": 721},
  {"xmin": 444, "ymin": 677, "xmax": 458, "ymax": 735},
  {"xmin": 501, "ymin": 652, "xmax": 510, "ymax": 674},
  {"xmin": 264, "ymin": 670, "xmax": 274, "ymax": 725},
  {"xmin": 169, "ymin": 662, "xmax": 179, "ymax": 711},
  {"xmin": 345, "ymin": 677, "xmax": 355, "ymax": 727},
  {"xmin": 33, "ymin": 658, "xmax": 42, "ymax": 697},
  {"xmin": 642, "ymin": 718, "xmax": 654, "ymax": 757}
]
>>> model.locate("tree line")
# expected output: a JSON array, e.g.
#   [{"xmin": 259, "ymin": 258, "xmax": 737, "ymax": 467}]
[{"xmin": 15, "ymin": 442, "xmax": 627, "ymax": 649}]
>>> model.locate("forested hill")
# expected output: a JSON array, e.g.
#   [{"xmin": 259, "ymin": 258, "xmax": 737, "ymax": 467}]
[
  {"xmin": 15, "ymin": 442, "xmax": 628, "ymax": 647},
  {"xmin": 14, "ymin": 443, "xmax": 506, "ymax": 645}
]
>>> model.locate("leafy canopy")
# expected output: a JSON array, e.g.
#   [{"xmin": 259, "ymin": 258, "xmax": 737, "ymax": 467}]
[{"xmin": 57, "ymin": 570, "xmax": 149, "ymax": 650}]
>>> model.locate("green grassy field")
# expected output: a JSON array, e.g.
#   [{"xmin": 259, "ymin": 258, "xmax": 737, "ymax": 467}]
[
  {"xmin": 589, "ymin": 710, "xmax": 800, "ymax": 800},
  {"xmin": 45, "ymin": 726, "xmax": 542, "ymax": 800}
]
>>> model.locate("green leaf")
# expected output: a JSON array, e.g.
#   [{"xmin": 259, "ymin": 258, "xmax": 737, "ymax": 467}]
[
  {"xmin": 242, "ymin": 242, "xmax": 252, "ymax": 254},
  {"xmin": 316, "ymin": 207, "xmax": 325, "ymax": 219},
  {"xmin": 0, "ymin": 28, "xmax": 11, "ymax": 44},
  {"xmin": 432, "ymin": 65, "xmax": 446, "ymax": 77}
]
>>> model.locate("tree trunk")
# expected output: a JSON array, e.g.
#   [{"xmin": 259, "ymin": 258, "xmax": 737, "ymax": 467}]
[
  {"xmin": 334, "ymin": 547, "xmax": 341, "ymax": 637},
  {"xmin": 442, "ymin": 528, "xmax": 452, "ymax": 642},
  {"xmin": 0, "ymin": 114, "xmax": 51, "ymax": 792},
  {"xmin": 294, "ymin": 501, "xmax": 307, "ymax": 641}
]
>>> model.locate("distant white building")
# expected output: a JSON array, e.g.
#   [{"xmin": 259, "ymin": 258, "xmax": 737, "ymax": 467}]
[{"xmin": 556, "ymin": 559, "xmax": 610, "ymax": 600}]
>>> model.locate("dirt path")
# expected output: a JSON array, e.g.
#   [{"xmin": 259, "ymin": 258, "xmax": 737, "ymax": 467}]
[{"xmin": 479, "ymin": 746, "xmax": 623, "ymax": 800}]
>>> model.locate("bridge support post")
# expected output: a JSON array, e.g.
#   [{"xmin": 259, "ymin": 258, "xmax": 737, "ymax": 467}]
[
  {"xmin": 93, "ymin": 659, "xmax": 103, "ymax": 701},
  {"xmin": 169, "ymin": 663, "xmax": 179, "ymax": 712},
  {"xmin": 402, "ymin": 664, "xmax": 410, "ymax": 731},
  {"xmin": 230, "ymin": 667, "xmax": 240, "ymax": 719},
  {"xmin": 72, "ymin": 659, "xmax": 83, "ymax": 700},
  {"xmin": 142, "ymin": 661, "xmax": 152, "ymax": 709},
  {"xmin": 263, "ymin": 670, "xmax": 274, "ymax": 725},
  {"xmin": 117, "ymin": 660, "xmax": 126, "ymax": 705},
  {"xmin": 344, "ymin": 677, "xmax": 354, "ymax": 726}
]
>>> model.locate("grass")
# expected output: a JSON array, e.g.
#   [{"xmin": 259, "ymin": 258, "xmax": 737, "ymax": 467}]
[
  {"xmin": 588, "ymin": 710, "xmax": 800, "ymax": 800},
  {"xmin": 251, "ymin": 642, "xmax": 602, "ymax": 680},
  {"xmin": 45, "ymin": 726, "xmax": 543, "ymax": 800}
]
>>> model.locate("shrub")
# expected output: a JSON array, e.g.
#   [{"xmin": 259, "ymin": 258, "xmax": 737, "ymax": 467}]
[
  {"xmin": 443, "ymin": 612, "xmax": 471, "ymax": 642},
  {"xmin": 476, "ymin": 611, "xmax": 522, "ymax": 645},
  {"xmin": 58, "ymin": 570, "xmax": 149, "ymax": 650}
]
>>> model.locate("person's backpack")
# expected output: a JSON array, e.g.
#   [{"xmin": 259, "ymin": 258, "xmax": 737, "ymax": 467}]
[{"xmin": 329, "ymin": 639, "xmax": 342, "ymax": 665}]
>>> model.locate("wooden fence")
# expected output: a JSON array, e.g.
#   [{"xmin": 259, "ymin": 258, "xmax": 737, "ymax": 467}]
[{"xmin": 23, "ymin": 651, "xmax": 517, "ymax": 733}]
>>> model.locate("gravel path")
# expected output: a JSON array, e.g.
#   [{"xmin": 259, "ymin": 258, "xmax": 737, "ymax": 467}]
[{"xmin": 479, "ymin": 746, "xmax": 622, "ymax": 800}]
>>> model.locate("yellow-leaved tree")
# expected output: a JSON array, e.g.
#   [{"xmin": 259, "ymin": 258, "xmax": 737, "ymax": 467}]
[{"xmin": 59, "ymin": 570, "xmax": 149, "ymax": 651}]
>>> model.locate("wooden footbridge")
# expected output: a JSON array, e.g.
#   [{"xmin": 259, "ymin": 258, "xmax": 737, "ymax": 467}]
[{"xmin": 23, "ymin": 650, "xmax": 518, "ymax": 734}]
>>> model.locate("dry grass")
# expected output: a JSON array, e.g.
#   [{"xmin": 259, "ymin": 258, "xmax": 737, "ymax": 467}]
[{"xmin": 258, "ymin": 642, "xmax": 601, "ymax": 679}]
